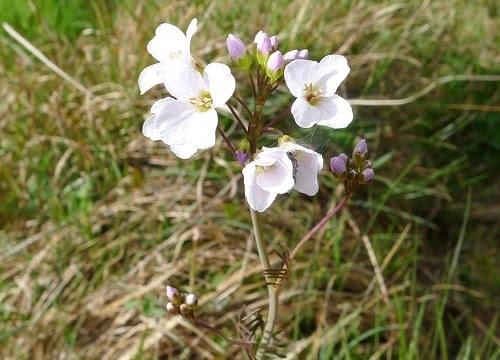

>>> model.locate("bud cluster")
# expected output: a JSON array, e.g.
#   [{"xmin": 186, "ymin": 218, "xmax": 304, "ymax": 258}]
[
  {"xmin": 165, "ymin": 285, "xmax": 199, "ymax": 318},
  {"xmin": 329, "ymin": 139, "xmax": 374, "ymax": 189},
  {"xmin": 226, "ymin": 31, "xmax": 308, "ymax": 83}
]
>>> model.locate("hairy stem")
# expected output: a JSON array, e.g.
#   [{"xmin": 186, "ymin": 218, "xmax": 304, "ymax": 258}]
[
  {"xmin": 250, "ymin": 209, "xmax": 279, "ymax": 359},
  {"xmin": 290, "ymin": 194, "xmax": 351, "ymax": 259}
]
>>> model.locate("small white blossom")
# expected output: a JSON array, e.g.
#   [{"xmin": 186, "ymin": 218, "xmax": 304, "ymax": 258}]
[
  {"xmin": 284, "ymin": 55, "xmax": 353, "ymax": 129},
  {"xmin": 279, "ymin": 139, "xmax": 323, "ymax": 196},
  {"xmin": 143, "ymin": 63, "xmax": 235, "ymax": 159},
  {"xmin": 138, "ymin": 18, "xmax": 198, "ymax": 94},
  {"xmin": 242, "ymin": 147, "xmax": 295, "ymax": 212}
]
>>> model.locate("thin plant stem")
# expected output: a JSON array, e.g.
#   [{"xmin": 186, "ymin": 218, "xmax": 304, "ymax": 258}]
[
  {"xmin": 250, "ymin": 208, "xmax": 279, "ymax": 360},
  {"xmin": 249, "ymin": 74, "xmax": 257, "ymax": 101},
  {"xmin": 217, "ymin": 126, "xmax": 237, "ymax": 158},
  {"xmin": 227, "ymin": 103, "xmax": 248, "ymax": 133},
  {"xmin": 233, "ymin": 94, "xmax": 253, "ymax": 118},
  {"xmin": 290, "ymin": 193, "xmax": 351, "ymax": 259}
]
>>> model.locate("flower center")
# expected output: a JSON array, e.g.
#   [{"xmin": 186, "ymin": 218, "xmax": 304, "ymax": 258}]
[
  {"xmin": 190, "ymin": 91, "xmax": 213, "ymax": 112},
  {"xmin": 303, "ymin": 83, "xmax": 322, "ymax": 106}
]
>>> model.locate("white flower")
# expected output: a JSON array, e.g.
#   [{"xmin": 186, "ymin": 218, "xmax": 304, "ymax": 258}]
[
  {"xmin": 242, "ymin": 147, "xmax": 295, "ymax": 212},
  {"xmin": 284, "ymin": 55, "xmax": 353, "ymax": 129},
  {"xmin": 138, "ymin": 18, "xmax": 198, "ymax": 94},
  {"xmin": 279, "ymin": 139, "xmax": 323, "ymax": 196},
  {"xmin": 143, "ymin": 63, "xmax": 235, "ymax": 159}
]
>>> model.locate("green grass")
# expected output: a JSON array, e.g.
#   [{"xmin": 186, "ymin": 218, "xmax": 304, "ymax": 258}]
[{"xmin": 0, "ymin": 0, "xmax": 499, "ymax": 358}]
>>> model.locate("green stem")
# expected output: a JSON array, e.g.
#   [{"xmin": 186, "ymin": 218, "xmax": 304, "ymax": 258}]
[{"xmin": 249, "ymin": 209, "xmax": 278, "ymax": 360}]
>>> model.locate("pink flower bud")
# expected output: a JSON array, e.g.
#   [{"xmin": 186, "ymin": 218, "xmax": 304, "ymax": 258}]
[
  {"xmin": 353, "ymin": 139, "xmax": 368, "ymax": 157},
  {"xmin": 362, "ymin": 168, "xmax": 374, "ymax": 182},
  {"xmin": 267, "ymin": 51, "xmax": 283, "ymax": 71},
  {"xmin": 166, "ymin": 285, "xmax": 180, "ymax": 303},
  {"xmin": 283, "ymin": 49, "xmax": 299, "ymax": 62},
  {"xmin": 253, "ymin": 31, "xmax": 267, "ymax": 45},
  {"xmin": 255, "ymin": 31, "xmax": 272, "ymax": 54},
  {"xmin": 270, "ymin": 35, "xmax": 279, "ymax": 49},
  {"xmin": 297, "ymin": 49, "xmax": 309, "ymax": 59},
  {"xmin": 226, "ymin": 34, "xmax": 246, "ymax": 60},
  {"xmin": 235, "ymin": 150, "xmax": 249, "ymax": 165},
  {"xmin": 330, "ymin": 154, "xmax": 348, "ymax": 175}
]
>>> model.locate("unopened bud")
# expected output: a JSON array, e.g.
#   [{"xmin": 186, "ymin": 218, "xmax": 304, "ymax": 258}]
[
  {"xmin": 353, "ymin": 139, "xmax": 368, "ymax": 158},
  {"xmin": 362, "ymin": 168, "xmax": 374, "ymax": 182},
  {"xmin": 297, "ymin": 49, "xmax": 309, "ymax": 59},
  {"xmin": 166, "ymin": 285, "xmax": 181, "ymax": 303},
  {"xmin": 226, "ymin": 34, "xmax": 246, "ymax": 60},
  {"xmin": 185, "ymin": 293, "xmax": 198, "ymax": 307},
  {"xmin": 283, "ymin": 49, "xmax": 299, "ymax": 62},
  {"xmin": 330, "ymin": 154, "xmax": 348, "ymax": 175},
  {"xmin": 255, "ymin": 32, "xmax": 272, "ymax": 54},
  {"xmin": 267, "ymin": 51, "xmax": 283, "ymax": 72},
  {"xmin": 235, "ymin": 150, "xmax": 249, "ymax": 166},
  {"xmin": 166, "ymin": 302, "xmax": 177, "ymax": 314},
  {"xmin": 270, "ymin": 35, "xmax": 279, "ymax": 49}
]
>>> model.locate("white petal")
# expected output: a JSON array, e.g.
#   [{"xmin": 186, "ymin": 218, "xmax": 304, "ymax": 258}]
[
  {"xmin": 291, "ymin": 97, "xmax": 322, "ymax": 128},
  {"xmin": 316, "ymin": 95, "xmax": 353, "ymax": 129},
  {"xmin": 154, "ymin": 99, "xmax": 198, "ymax": 145},
  {"xmin": 294, "ymin": 150, "xmax": 323, "ymax": 196},
  {"xmin": 182, "ymin": 108, "xmax": 218, "ymax": 149},
  {"xmin": 284, "ymin": 59, "xmax": 320, "ymax": 97},
  {"xmin": 317, "ymin": 55, "xmax": 350, "ymax": 96},
  {"xmin": 186, "ymin": 18, "xmax": 198, "ymax": 43},
  {"xmin": 243, "ymin": 164, "xmax": 277, "ymax": 212},
  {"xmin": 138, "ymin": 63, "xmax": 167, "ymax": 94},
  {"xmin": 203, "ymin": 63, "xmax": 235, "ymax": 107},
  {"xmin": 170, "ymin": 143, "xmax": 198, "ymax": 159},
  {"xmin": 147, "ymin": 23, "xmax": 190, "ymax": 63},
  {"xmin": 151, "ymin": 97, "xmax": 175, "ymax": 114},
  {"xmin": 255, "ymin": 157, "xmax": 294, "ymax": 194},
  {"xmin": 163, "ymin": 64, "xmax": 206, "ymax": 100},
  {"xmin": 143, "ymin": 115, "xmax": 161, "ymax": 140}
]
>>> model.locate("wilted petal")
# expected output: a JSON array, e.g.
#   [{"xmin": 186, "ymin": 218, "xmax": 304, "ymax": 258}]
[
  {"xmin": 203, "ymin": 63, "xmax": 235, "ymax": 107},
  {"xmin": 284, "ymin": 60, "xmax": 319, "ymax": 97},
  {"xmin": 316, "ymin": 95, "xmax": 353, "ymax": 129},
  {"xmin": 291, "ymin": 97, "xmax": 322, "ymax": 128}
]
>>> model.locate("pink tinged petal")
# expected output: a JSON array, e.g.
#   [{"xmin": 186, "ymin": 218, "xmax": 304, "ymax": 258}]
[
  {"xmin": 138, "ymin": 63, "xmax": 168, "ymax": 94},
  {"xmin": 291, "ymin": 97, "xmax": 322, "ymax": 128},
  {"xmin": 283, "ymin": 49, "xmax": 299, "ymax": 62},
  {"xmin": 185, "ymin": 18, "xmax": 198, "ymax": 43},
  {"xmin": 270, "ymin": 35, "xmax": 278, "ymax": 49},
  {"xmin": 267, "ymin": 51, "xmax": 283, "ymax": 71},
  {"xmin": 203, "ymin": 63, "xmax": 235, "ymax": 107},
  {"xmin": 147, "ymin": 23, "xmax": 189, "ymax": 63},
  {"xmin": 163, "ymin": 64, "xmax": 206, "ymax": 100},
  {"xmin": 294, "ymin": 150, "xmax": 323, "ymax": 196},
  {"xmin": 316, "ymin": 95, "xmax": 354, "ymax": 129},
  {"xmin": 284, "ymin": 59, "xmax": 320, "ymax": 97},
  {"xmin": 317, "ymin": 55, "xmax": 350, "ymax": 96},
  {"xmin": 297, "ymin": 49, "xmax": 309, "ymax": 59},
  {"xmin": 170, "ymin": 143, "xmax": 198, "ymax": 159},
  {"xmin": 226, "ymin": 34, "xmax": 246, "ymax": 60}
]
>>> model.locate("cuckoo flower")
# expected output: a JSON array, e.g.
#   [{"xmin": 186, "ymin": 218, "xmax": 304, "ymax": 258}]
[
  {"xmin": 279, "ymin": 137, "xmax": 323, "ymax": 196},
  {"xmin": 143, "ymin": 63, "xmax": 235, "ymax": 159},
  {"xmin": 242, "ymin": 147, "xmax": 295, "ymax": 212},
  {"xmin": 284, "ymin": 54, "xmax": 353, "ymax": 129},
  {"xmin": 138, "ymin": 18, "xmax": 198, "ymax": 94}
]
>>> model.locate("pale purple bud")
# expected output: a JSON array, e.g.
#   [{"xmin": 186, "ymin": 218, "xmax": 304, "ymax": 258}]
[
  {"xmin": 362, "ymin": 168, "xmax": 374, "ymax": 182},
  {"xmin": 185, "ymin": 293, "xmax": 198, "ymax": 307},
  {"xmin": 297, "ymin": 49, "xmax": 309, "ymax": 59},
  {"xmin": 353, "ymin": 139, "xmax": 368, "ymax": 157},
  {"xmin": 253, "ymin": 31, "xmax": 267, "ymax": 45},
  {"xmin": 283, "ymin": 49, "xmax": 299, "ymax": 62},
  {"xmin": 235, "ymin": 150, "xmax": 249, "ymax": 166},
  {"xmin": 166, "ymin": 285, "xmax": 180, "ymax": 302},
  {"xmin": 330, "ymin": 154, "xmax": 347, "ymax": 175},
  {"xmin": 226, "ymin": 34, "xmax": 246, "ymax": 60},
  {"xmin": 270, "ymin": 35, "xmax": 278, "ymax": 49},
  {"xmin": 267, "ymin": 51, "xmax": 284, "ymax": 71},
  {"xmin": 255, "ymin": 32, "xmax": 272, "ymax": 54}
]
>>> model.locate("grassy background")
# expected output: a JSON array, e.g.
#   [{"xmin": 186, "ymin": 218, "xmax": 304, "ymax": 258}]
[{"xmin": 1, "ymin": 0, "xmax": 499, "ymax": 358}]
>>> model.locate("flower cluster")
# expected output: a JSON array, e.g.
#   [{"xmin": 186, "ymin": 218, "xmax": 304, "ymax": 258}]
[
  {"xmin": 138, "ymin": 19, "xmax": 359, "ymax": 212},
  {"xmin": 165, "ymin": 285, "xmax": 198, "ymax": 318},
  {"xmin": 330, "ymin": 139, "xmax": 374, "ymax": 190}
]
